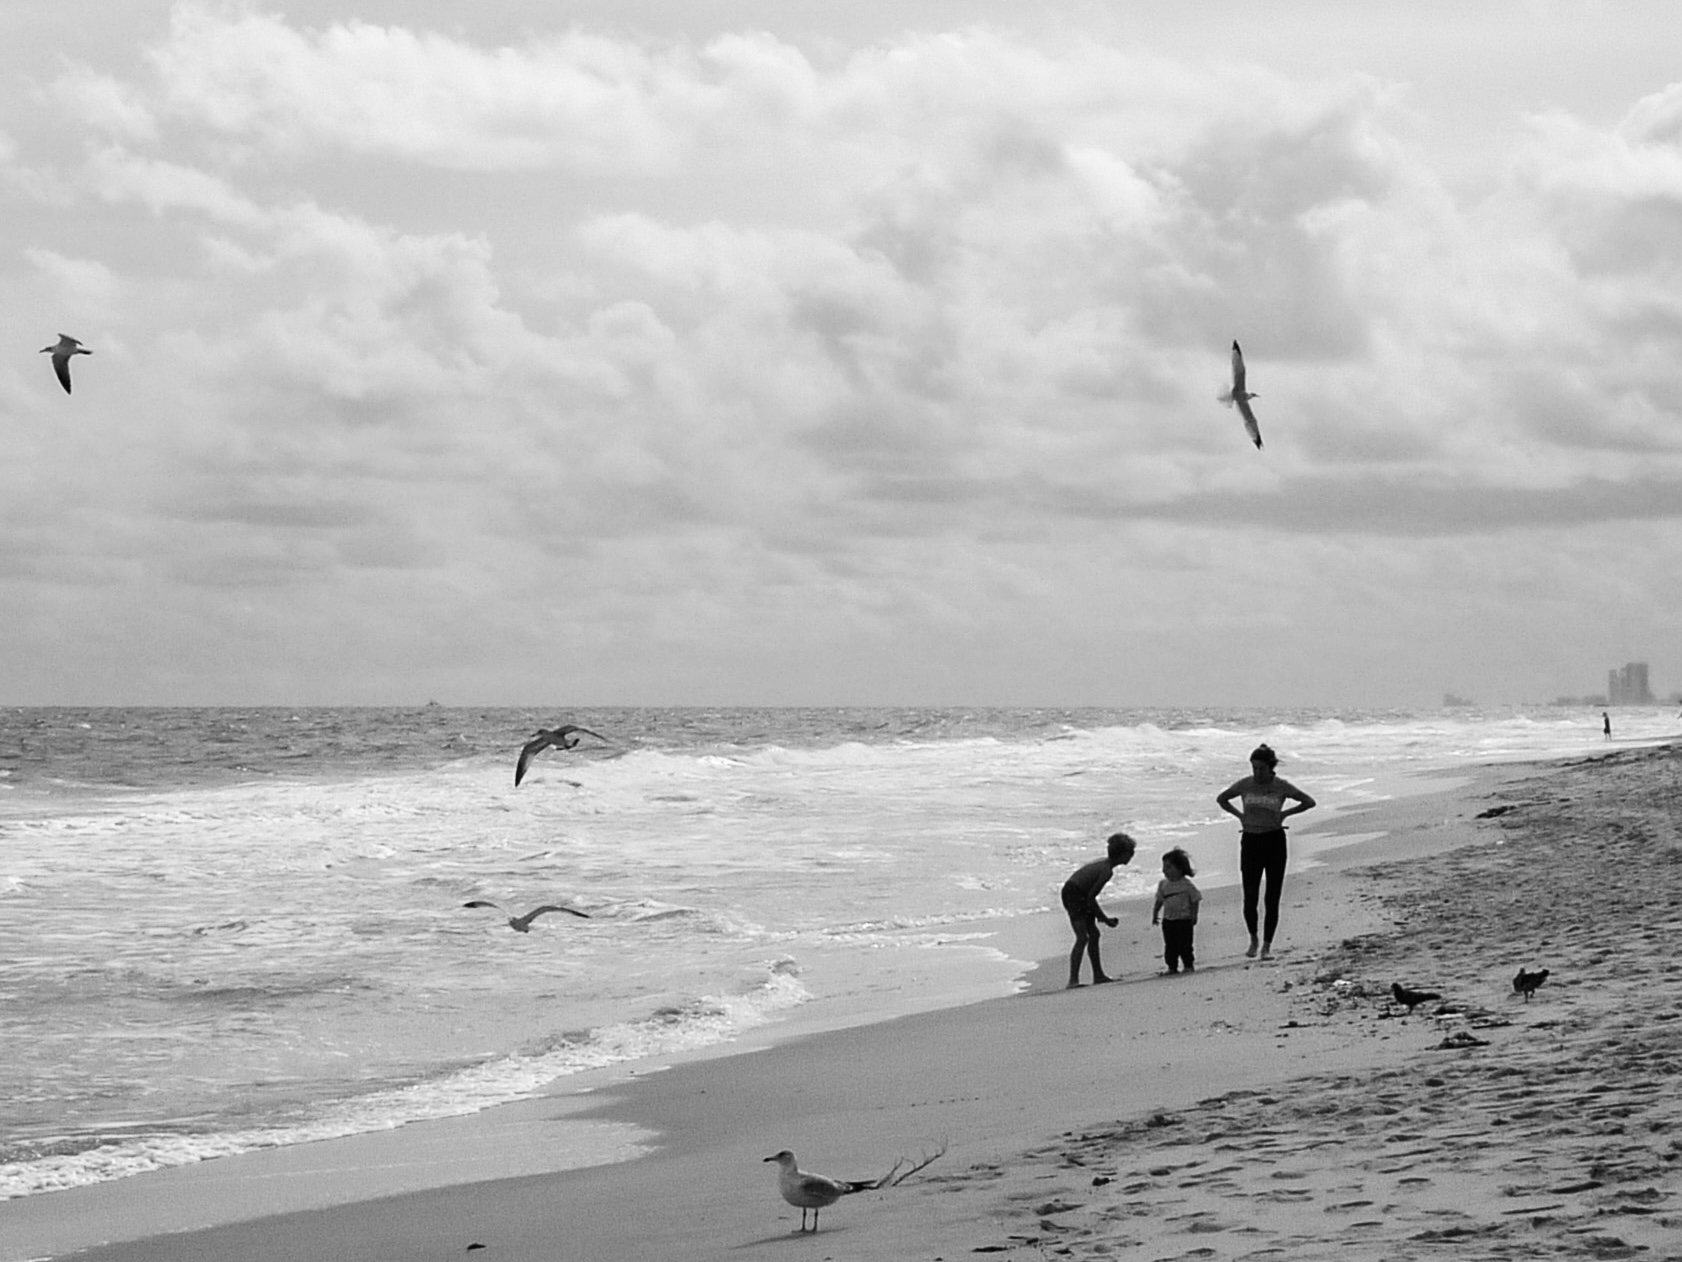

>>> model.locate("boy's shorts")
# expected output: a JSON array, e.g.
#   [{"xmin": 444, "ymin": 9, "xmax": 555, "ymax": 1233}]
[{"xmin": 1060, "ymin": 881, "xmax": 1096, "ymax": 927}]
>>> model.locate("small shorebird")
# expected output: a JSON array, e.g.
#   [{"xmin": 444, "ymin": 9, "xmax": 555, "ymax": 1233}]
[
  {"xmin": 764, "ymin": 1150, "xmax": 875, "ymax": 1233},
  {"xmin": 1218, "ymin": 340, "xmax": 1263, "ymax": 449},
  {"xmin": 1513, "ymin": 966, "xmax": 1549, "ymax": 1001},
  {"xmin": 40, "ymin": 334, "xmax": 91, "ymax": 395},
  {"xmin": 1391, "ymin": 981, "xmax": 1442, "ymax": 1014},
  {"xmin": 463, "ymin": 900, "xmax": 590, "ymax": 932},
  {"xmin": 514, "ymin": 723, "xmax": 607, "ymax": 786}
]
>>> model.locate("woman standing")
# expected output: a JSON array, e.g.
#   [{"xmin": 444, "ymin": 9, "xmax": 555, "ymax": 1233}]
[{"xmin": 1215, "ymin": 743, "xmax": 1316, "ymax": 960}]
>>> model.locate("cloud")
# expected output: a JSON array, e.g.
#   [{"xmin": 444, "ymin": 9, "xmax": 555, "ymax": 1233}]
[
  {"xmin": 140, "ymin": 5, "xmax": 756, "ymax": 172},
  {"xmin": 46, "ymin": 65, "xmax": 158, "ymax": 142},
  {"xmin": 87, "ymin": 147, "xmax": 267, "ymax": 225},
  {"xmin": 39, "ymin": 16, "xmax": 1682, "ymax": 523},
  {"xmin": 24, "ymin": 247, "xmax": 122, "ymax": 318},
  {"xmin": 10, "ymin": 10, "xmax": 1682, "ymax": 702}
]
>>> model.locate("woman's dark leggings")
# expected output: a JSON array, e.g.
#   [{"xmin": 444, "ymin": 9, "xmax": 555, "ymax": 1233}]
[{"xmin": 1240, "ymin": 830, "xmax": 1288, "ymax": 943}]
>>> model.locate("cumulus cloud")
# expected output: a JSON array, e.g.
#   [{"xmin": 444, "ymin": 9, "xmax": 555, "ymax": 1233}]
[
  {"xmin": 38, "ymin": 15, "xmax": 1682, "ymax": 525},
  {"xmin": 7, "ymin": 8, "xmax": 1682, "ymax": 702},
  {"xmin": 46, "ymin": 65, "xmax": 158, "ymax": 142},
  {"xmin": 24, "ymin": 247, "xmax": 122, "ymax": 318},
  {"xmin": 141, "ymin": 5, "xmax": 758, "ymax": 172}
]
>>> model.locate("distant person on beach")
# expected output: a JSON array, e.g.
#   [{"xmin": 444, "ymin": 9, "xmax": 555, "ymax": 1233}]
[
  {"xmin": 1216, "ymin": 744, "xmax": 1316, "ymax": 960},
  {"xmin": 1062, "ymin": 832, "xmax": 1137, "ymax": 988},
  {"xmin": 1152, "ymin": 848, "xmax": 1201, "ymax": 974},
  {"xmin": 1604, "ymin": 711, "xmax": 1612, "ymax": 740}
]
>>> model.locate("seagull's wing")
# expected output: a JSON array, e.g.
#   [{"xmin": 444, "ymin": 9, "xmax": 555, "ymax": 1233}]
[
  {"xmin": 525, "ymin": 904, "xmax": 591, "ymax": 922},
  {"xmin": 780, "ymin": 1167, "xmax": 853, "ymax": 1208},
  {"xmin": 790, "ymin": 1172, "xmax": 851, "ymax": 1206},
  {"xmin": 51, "ymin": 352, "xmax": 73, "ymax": 394},
  {"xmin": 1230, "ymin": 341, "xmax": 1247, "ymax": 393},
  {"xmin": 515, "ymin": 733, "xmax": 553, "ymax": 786},
  {"xmin": 1235, "ymin": 395, "xmax": 1263, "ymax": 449},
  {"xmin": 554, "ymin": 724, "xmax": 607, "ymax": 743}
]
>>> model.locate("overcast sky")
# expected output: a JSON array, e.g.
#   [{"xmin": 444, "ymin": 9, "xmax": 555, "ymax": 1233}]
[{"xmin": 4, "ymin": 1, "xmax": 1682, "ymax": 708}]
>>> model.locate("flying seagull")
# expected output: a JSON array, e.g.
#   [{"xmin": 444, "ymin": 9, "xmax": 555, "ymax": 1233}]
[
  {"xmin": 463, "ymin": 900, "xmax": 590, "ymax": 932},
  {"xmin": 1513, "ymin": 966, "xmax": 1549, "ymax": 1001},
  {"xmin": 1391, "ymin": 981, "xmax": 1443, "ymax": 1014},
  {"xmin": 41, "ymin": 334, "xmax": 92, "ymax": 395},
  {"xmin": 514, "ymin": 723, "xmax": 607, "ymax": 786},
  {"xmin": 764, "ymin": 1150, "xmax": 875, "ymax": 1233},
  {"xmin": 1218, "ymin": 340, "xmax": 1263, "ymax": 449}
]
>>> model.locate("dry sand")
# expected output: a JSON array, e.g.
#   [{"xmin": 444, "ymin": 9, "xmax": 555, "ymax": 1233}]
[{"xmin": 14, "ymin": 746, "xmax": 1682, "ymax": 1260}]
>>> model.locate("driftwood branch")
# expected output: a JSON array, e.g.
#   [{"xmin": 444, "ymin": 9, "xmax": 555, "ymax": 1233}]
[{"xmin": 870, "ymin": 1139, "xmax": 948, "ymax": 1189}]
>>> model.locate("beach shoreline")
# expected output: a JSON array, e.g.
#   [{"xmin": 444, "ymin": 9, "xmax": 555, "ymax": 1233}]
[
  {"xmin": 0, "ymin": 755, "xmax": 1482, "ymax": 1257},
  {"xmin": 11, "ymin": 744, "xmax": 1682, "ymax": 1260}
]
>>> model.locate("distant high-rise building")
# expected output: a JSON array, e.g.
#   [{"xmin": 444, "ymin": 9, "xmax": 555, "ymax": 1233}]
[{"xmin": 1607, "ymin": 662, "xmax": 1654, "ymax": 705}]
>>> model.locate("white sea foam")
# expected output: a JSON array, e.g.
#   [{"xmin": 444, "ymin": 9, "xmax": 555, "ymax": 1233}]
[{"xmin": 0, "ymin": 962, "xmax": 808, "ymax": 1198}]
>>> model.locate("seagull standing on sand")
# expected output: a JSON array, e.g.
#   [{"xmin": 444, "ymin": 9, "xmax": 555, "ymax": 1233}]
[
  {"xmin": 514, "ymin": 723, "xmax": 607, "ymax": 786},
  {"xmin": 1218, "ymin": 340, "xmax": 1263, "ymax": 449},
  {"xmin": 764, "ymin": 1150, "xmax": 875, "ymax": 1233},
  {"xmin": 1513, "ymin": 966, "xmax": 1550, "ymax": 1001},
  {"xmin": 462, "ymin": 900, "xmax": 590, "ymax": 932},
  {"xmin": 41, "ymin": 334, "xmax": 91, "ymax": 395}
]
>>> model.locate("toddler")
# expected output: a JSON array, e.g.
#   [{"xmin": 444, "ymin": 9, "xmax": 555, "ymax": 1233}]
[{"xmin": 1152, "ymin": 848, "xmax": 1201, "ymax": 974}]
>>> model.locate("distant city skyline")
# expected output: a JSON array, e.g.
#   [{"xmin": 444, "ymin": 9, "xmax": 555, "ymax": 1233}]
[
  {"xmin": 1607, "ymin": 662, "xmax": 1656, "ymax": 706},
  {"xmin": 1550, "ymin": 659, "xmax": 1673, "ymax": 708}
]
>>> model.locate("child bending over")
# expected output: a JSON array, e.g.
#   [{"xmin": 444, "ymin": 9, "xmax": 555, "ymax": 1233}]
[{"xmin": 1062, "ymin": 832, "xmax": 1136, "ymax": 988}]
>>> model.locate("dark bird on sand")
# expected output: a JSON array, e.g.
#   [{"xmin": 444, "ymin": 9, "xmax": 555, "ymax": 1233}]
[
  {"xmin": 1391, "ymin": 981, "xmax": 1443, "ymax": 1014},
  {"xmin": 1513, "ymin": 967, "xmax": 1550, "ymax": 1001},
  {"xmin": 463, "ymin": 900, "xmax": 590, "ymax": 932},
  {"xmin": 514, "ymin": 724, "xmax": 607, "ymax": 786},
  {"xmin": 1217, "ymin": 340, "xmax": 1263, "ymax": 450},
  {"xmin": 41, "ymin": 334, "xmax": 92, "ymax": 394},
  {"xmin": 764, "ymin": 1150, "xmax": 875, "ymax": 1233}
]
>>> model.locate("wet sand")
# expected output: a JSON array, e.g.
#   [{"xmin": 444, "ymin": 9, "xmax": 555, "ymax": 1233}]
[{"xmin": 14, "ymin": 745, "xmax": 1682, "ymax": 1261}]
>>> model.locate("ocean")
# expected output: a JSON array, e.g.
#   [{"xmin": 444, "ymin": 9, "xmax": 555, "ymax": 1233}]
[{"xmin": 0, "ymin": 704, "xmax": 1670, "ymax": 1201}]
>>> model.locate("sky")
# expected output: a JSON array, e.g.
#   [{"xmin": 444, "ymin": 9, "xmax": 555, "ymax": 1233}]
[{"xmin": 5, "ymin": 1, "xmax": 1682, "ymax": 708}]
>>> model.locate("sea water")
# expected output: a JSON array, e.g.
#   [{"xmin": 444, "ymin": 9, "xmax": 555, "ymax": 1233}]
[{"xmin": 0, "ymin": 704, "xmax": 1669, "ymax": 1200}]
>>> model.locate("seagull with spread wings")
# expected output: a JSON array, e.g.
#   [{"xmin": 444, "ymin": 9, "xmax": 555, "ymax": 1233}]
[
  {"xmin": 463, "ymin": 900, "xmax": 591, "ymax": 932},
  {"xmin": 514, "ymin": 723, "xmax": 608, "ymax": 786},
  {"xmin": 1218, "ymin": 340, "xmax": 1263, "ymax": 449},
  {"xmin": 41, "ymin": 334, "xmax": 92, "ymax": 395}
]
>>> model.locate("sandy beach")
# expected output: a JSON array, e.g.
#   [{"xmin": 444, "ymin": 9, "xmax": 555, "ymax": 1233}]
[{"xmin": 11, "ymin": 744, "xmax": 1682, "ymax": 1261}]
